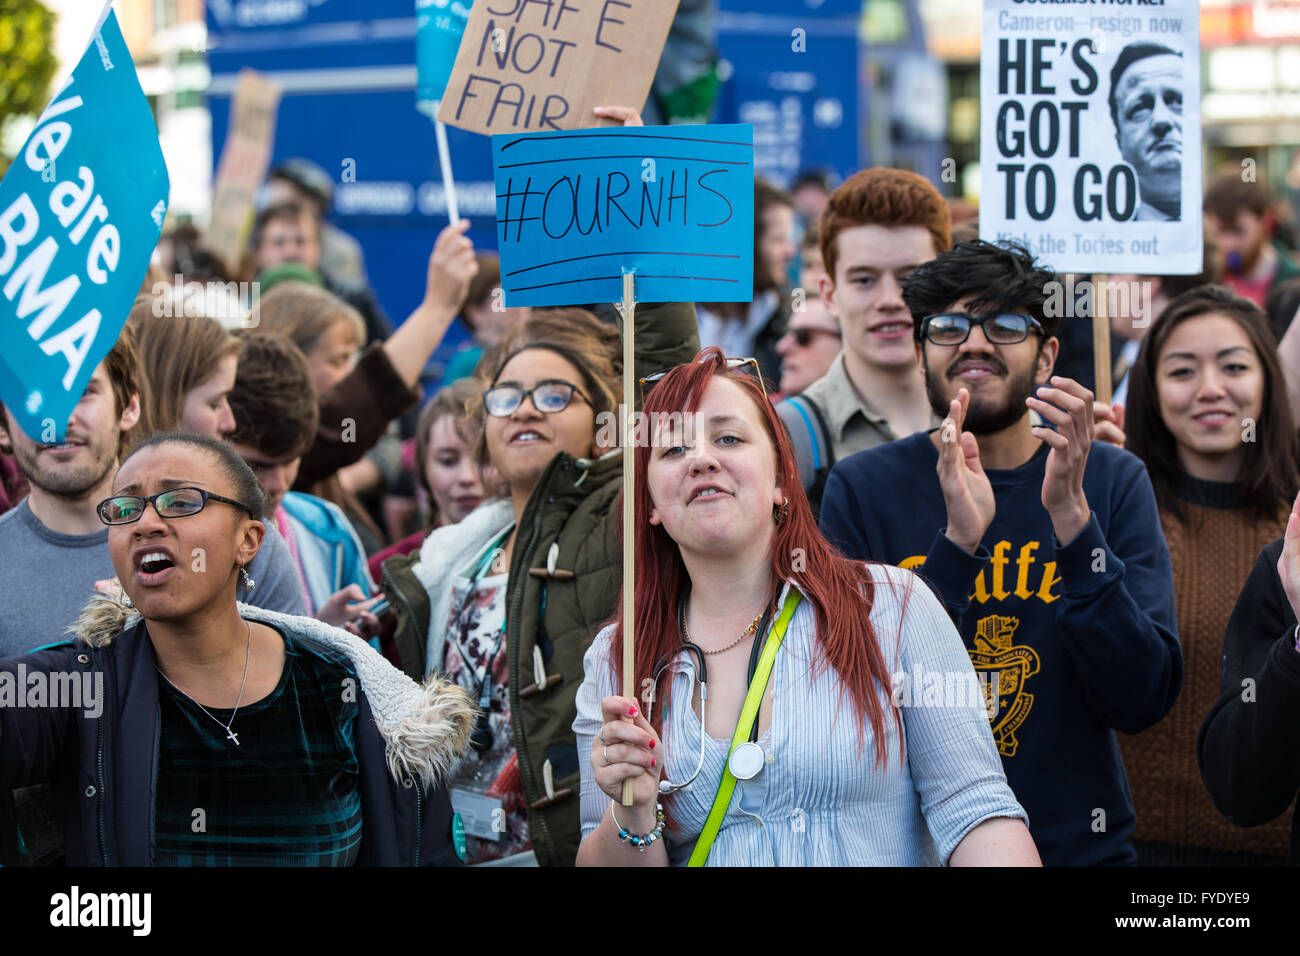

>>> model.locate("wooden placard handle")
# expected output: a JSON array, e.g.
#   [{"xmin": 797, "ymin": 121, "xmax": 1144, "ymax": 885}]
[
  {"xmin": 620, "ymin": 271, "xmax": 637, "ymax": 808},
  {"xmin": 1092, "ymin": 273, "xmax": 1112, "ymax": 405}
]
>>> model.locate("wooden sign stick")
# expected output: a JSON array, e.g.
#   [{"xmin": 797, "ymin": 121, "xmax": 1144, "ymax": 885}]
[
  {"xmin": 620, "ymin": 271, "xmax": 637, "ymax": 808},
  {"xmin": 1092, "ymin": 273, "xmax": 1112, "ymax": 405}
]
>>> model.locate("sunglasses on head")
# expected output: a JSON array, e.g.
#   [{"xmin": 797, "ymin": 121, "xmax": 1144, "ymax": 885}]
[
  {"xmin": 640, "ymin": 356, "xmax": 768, "ymax": 404},
  {"xmin": 482, "ymin": 379, "xmax": 592, "ymax": 418},
  {"xmin": 919, "ymin": 312, "xmax": 1043, "ymax": 347},
  {"xmin": 97, "ymin": 487, "xmax": 254, "ymax": 526}
]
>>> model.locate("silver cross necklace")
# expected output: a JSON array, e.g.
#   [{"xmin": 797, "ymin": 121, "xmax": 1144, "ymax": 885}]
[{"xmin": 158, "ymin": 619, "xmax": 253, "ymax": 746}]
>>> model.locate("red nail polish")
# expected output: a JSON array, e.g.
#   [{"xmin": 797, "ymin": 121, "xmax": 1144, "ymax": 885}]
[
  {"xmin": 628, "ymin": 706, "xmax": 638, "ymax": 717},
  {"xmin": 648, "ymin": 739, "xmax": 656, "ymax": 749},
  {"xmin": 650, "ymin": 758, "xmax": 656, "ymax": 767}
]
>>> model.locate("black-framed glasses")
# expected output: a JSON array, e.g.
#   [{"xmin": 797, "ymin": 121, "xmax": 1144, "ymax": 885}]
[
  {"xmin": 920, "ymin": 312, "xmax": 1043, "ymax": 347},
  {"xmin": 640, "ymin": 356, "xmax": 768, "ymax": 404},
  {"xmin": 97, "ymin": 487, "xmax": 254, "ymax": 526},
  {"xmin": 482, "ymin": 380, "xmax": 591, "ymax": 418},
  {"xmin": 790, "ymin": 327, "xmax": 841, "ymax": 348}
]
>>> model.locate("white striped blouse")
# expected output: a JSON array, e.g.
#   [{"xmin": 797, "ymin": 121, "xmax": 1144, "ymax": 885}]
[{"xmin": 573, "ymin": 563, "xmax": 1029, "ymax": 866}]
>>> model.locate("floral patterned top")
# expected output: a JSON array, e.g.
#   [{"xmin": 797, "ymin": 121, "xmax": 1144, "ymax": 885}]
[{"xmin": 440, "ymin": 533, "xmax": 531, "ymax": 864}]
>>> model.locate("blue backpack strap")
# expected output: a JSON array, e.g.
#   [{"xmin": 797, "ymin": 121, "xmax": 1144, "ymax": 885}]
[
  {"xmin": 786, "ymin": 394, "xmax": 826, "ymax": 470},
  {"xmin": 781, "ymin": 394, "xmax": 836, "ymax": 519}
]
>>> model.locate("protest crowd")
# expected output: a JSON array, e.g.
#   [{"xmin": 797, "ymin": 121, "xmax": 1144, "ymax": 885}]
[{"xmin": 3, "ymin": 1, "xmax": 1300, "ymax": 873}]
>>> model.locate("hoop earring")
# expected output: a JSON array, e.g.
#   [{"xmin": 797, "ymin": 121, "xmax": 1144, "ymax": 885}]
[
  {"xmin": 239, "ymin": 564, "xmax": 257, "ymax": 592},
  {"xmin": 773, "ymin": 500, "xmax": 790, "ymax": 525}
]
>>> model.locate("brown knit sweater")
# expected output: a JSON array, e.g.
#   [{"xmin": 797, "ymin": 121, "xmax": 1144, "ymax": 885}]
[{"xmin": 1118, "ymin": 476, "xmax": 1295, "ymax": 857}]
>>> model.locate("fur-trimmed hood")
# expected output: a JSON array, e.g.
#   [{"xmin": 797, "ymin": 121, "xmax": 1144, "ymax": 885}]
[{"xmin": 67, "ymin": 595, "xmax": 476, "ymax": 792}]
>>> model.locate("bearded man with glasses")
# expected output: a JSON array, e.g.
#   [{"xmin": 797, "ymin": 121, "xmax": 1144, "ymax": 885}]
[{"xmin": 819, "ymin": 240, "xmax": 1182, "ymax": 867}]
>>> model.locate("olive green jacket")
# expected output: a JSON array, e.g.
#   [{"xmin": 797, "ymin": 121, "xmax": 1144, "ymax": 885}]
[{"xmin": 381, "ymin": 300, "xmax": 699, "ymax": 866}]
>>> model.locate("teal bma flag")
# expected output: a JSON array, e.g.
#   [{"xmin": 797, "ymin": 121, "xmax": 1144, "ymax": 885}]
[
  {"xmin": 417, "ymin": 0, "xmax": 471, "ymax": 116},
  {"xmin": 0, "ymin": 9, "xmax": 169, "ymax": 444}
]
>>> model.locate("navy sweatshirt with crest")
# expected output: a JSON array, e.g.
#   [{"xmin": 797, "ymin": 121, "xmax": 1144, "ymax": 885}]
[{"xmin": 820, "ymin": 430, "xmax": 1181, "ymax": 866}]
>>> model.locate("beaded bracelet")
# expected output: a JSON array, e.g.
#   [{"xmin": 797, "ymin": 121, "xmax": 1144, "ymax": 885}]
[{"xmin": 611, "ymin": 802, "xmax": 666, "ymax": 851}]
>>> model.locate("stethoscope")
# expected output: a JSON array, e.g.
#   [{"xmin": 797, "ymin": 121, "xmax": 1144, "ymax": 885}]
[{"xmin": 646, "ymin": 596, "xmax": 777, "ymax": 793}]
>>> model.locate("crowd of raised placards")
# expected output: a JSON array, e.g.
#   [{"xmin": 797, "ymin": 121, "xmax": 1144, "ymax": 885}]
[{"xmin": 3, "ymin": 106, "xmax": 1300, "ymax": 868}]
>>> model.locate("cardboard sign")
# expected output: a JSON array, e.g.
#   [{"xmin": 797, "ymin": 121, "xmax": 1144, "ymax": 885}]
[
  {"xmin": 417, "ymin": 0, "xmax": 472, "ymax": 115},
  {"xmin": 979, "ymin": 0, "xmax": 1202, "ymax": 273},
  {"xmin": 437, "ymin": 0, "xmax": 680, "ymax": 136},
  {"xmin": 0, "ymin": 10, "xmax": 169, "ymax": 443},
  {"xmin": 491, "ymin": 124, "xmax": 754, "ymax": 306},
  {"xmin": 207, "ymin": 70, "xmax": 280, "ymax": 270}
]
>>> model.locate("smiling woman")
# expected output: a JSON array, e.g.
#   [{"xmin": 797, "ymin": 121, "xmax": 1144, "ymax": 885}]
[
  {"xmin": 572, "ymin": 348, "xmax": 1039, "ymax": 867},
  {"xmin": 0, "ymin": 431, "xmax": 474, "ymax": 866},
  {"xmin": 379, "ymin": 299, "xmax": 701, "ymax": 866},
  {"xmin": 1120, "ymin": 286, "xmax": 1300, "ymax": 864}
]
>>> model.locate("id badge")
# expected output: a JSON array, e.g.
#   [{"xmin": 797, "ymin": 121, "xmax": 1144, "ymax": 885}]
[{"xmin": 450, "ymin": 788, "xmax": 505, "ymax": 842}]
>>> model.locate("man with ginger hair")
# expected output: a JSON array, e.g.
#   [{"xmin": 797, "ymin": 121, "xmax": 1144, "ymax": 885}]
[{"xmin": 776, "ymin": 168, "xmax": 947, "ymax": 515}]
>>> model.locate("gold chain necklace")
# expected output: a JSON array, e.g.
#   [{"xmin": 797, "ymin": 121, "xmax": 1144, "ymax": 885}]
[{"xmin": 683, "ymin": 610, "xmax": 766, "ymax": 655}]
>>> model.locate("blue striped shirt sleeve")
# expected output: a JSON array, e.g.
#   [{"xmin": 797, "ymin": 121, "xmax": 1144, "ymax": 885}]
[{"xmin": 889, "ymin": 568, "xmax": 1030, "ymax": 863}]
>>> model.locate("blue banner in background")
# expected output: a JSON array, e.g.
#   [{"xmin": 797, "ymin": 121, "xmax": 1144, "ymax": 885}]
[
  {"xmin": 416, "ymin": 0, "xmax": 470, "ymax": 115},
  {"xmin": 208, "ymin": 0, "xmax": 487, "ymax": 380},
  {"xmin": 713, "ymin": 10, "xmax": 861, "ymax": 190},
  {"xmin": 0, "ymin": 10, "xmax": 169, "ymax": 443},
  {"xmin": 492, "ymin": 124, "xmax": 754, "ymax": 307}
]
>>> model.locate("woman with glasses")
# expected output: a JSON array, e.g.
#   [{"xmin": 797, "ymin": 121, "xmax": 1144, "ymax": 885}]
[
  {"xmin": 0, "ymin": 431, "xmax": 474, "ymax": 866},
  {"xmin": 572, "ymin": 349, "xmax": 1038, "ymax": 866},
  {"xmin": 1120, "ymin": 286, "xmax": 1300, "ymax": 864},
  {"xmin": 380, "ymin": 301, "xmax": 700, "ymax": 866}
]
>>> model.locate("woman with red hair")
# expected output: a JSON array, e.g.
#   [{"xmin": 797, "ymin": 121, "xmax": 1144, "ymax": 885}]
[{"xmin": 573, "ymin": 350, "xmax": 1040, "ymax": 866}]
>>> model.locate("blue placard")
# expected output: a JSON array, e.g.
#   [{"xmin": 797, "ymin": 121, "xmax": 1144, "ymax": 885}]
[
  {"xmin": 0, "ymin": 10, "xmax": 169, "ymax": 443},
  {"xmin": 416, "ymin": 0, "xmax": 471, "ymax": 113},
  {"xmin": 491, "ymin": 124, "xmax": 754, "ymax": 307}
]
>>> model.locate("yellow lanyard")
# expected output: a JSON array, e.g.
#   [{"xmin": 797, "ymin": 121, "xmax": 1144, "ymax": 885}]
[{"xmin": 687, "ymin": 590, "xmax": 802, "ymax": 868}]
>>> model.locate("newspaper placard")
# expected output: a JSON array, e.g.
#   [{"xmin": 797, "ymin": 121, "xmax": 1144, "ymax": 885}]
[{"xmin": 979, "ymin": 0, "xmax": 1202, "ymax": 273}]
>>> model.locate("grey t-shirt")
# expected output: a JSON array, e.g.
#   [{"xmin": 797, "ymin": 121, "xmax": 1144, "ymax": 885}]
[{"xmin": 0, "ymin": 499, "xmax": 306, "ymax": 658}]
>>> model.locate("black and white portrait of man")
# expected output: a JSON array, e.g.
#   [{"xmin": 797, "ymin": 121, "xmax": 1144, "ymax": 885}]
[{"xmin": 1109, "ymin": 42, "xmax": 1184, "ymax": 222}]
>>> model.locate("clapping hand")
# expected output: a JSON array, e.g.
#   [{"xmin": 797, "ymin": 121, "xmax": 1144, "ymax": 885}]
[
  {"xmin": 1093, "ymin": 401, "xmax": 1126, "ymax": 449},
  {"xmin": 937, "ymin": 387, "xmax": 996, "ymax": 554},
  {"xmin": 1027, "ymin": 376, "xmax": 1094, "ymax": 545}
]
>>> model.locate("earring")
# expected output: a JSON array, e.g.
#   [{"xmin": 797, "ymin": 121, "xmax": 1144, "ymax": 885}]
[
  {"xmin": 239, "ymin": 564, "xmax": 256, "ymax": 592},
  {"xmin": 773, "ymin": 500, "xmax": 790, "ymax": 525},
  {"xmin": 120, "ymin": 592, "xmax": 134, "ymax": 609}
]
